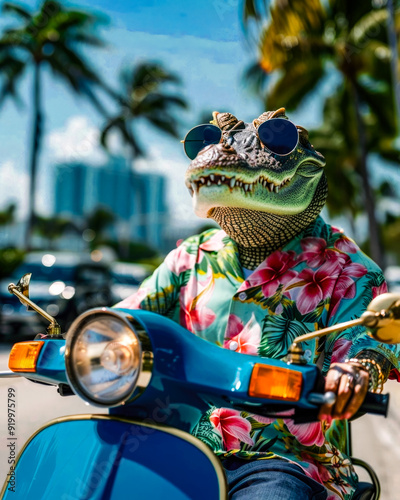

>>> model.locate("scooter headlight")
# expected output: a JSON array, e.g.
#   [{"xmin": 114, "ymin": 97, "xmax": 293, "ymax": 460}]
[{"xmin": 65, "ymin": 308, "xmax": 152, "ymax": 407}]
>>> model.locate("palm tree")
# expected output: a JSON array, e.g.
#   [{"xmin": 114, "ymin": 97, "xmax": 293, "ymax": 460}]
[
  {"xmin": 0, "ymin": 1, "xmax": 108, "ymax": 251},
  {"xmin": 33, "ymin": 214, "xmax": 78, "ymax": 250},
  {"xmin": 85, "ymin": 206, "xmax": 116, "ymax": 250},
  {"xmin": 0, "ymin": 203, "xmax": 16, "ymax": 226},
  {"xmin": 243, "ymin": 0, "xmax": 399, "ymax": 267},
  {"xmin": 101, "ymin": 62, "xmax": 188, "ymax": 159},
  {"xmin": 308, "ymin": 87, "xmax": 398, "ymax": 234}
]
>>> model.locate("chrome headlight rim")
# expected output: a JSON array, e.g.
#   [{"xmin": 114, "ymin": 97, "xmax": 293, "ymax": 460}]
[{"xmin": 65, "ymin": 307, "xmax": 153, "ymax": 408}]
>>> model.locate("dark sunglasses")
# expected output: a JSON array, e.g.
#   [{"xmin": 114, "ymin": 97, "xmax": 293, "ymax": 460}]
[{"xmin": 182, "ymin": 118, "xmax": 299, "ymax": 160}]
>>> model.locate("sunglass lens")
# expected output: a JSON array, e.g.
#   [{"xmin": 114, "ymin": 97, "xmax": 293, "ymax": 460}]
[
  {"xmin": 258, "ymin": 119, "xmax": 298, "ymax": 155},
  {"xmin": 184, "ymin": 125, "xmax": 221, "ymax": 159}
]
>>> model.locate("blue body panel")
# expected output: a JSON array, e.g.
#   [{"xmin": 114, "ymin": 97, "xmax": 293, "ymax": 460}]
[
  {"xmin": 112, "ymin": 309, "xmax": 320, "ymax": 425},
  {"xmin": 34, "ymin": 339, "xmax": 68, "ymax": 384},
  {"xmin": 2, "ymin": 417, "xmax": 225, "ymax": 500},
  {"xmin": 24, "ymin": 309, "xmax": 320, "ymax": 429},
  {"xmin": 3, "ymin": 309, "xmax": 324, "ymax": 499}
]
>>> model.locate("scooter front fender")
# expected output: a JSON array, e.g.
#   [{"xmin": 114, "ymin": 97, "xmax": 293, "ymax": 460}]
[{"xmin": 1, "ymin": 415, "xmax": 227, "ymax": 500}]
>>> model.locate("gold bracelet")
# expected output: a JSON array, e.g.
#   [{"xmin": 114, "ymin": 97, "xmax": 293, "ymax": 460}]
[{"xmin": 346, "ymin": 358, "xmax": 384, "ymax": 394}]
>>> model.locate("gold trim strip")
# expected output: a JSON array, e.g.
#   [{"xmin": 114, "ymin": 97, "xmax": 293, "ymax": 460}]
[{"xmin": 1, "ymin": 414, "xmax": 228, "ymax": 499}]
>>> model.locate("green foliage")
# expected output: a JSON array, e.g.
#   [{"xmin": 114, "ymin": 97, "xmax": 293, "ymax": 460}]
[
  {"xmin": 0, "ymin": 1, "xmax": 110, "ymax": 250},
  {"xmin": 0, "ymin": 203, "xmax": 16, "ymax": 225},
  {"xmin": 0, "ymin": 1, "xmax": 108, "ymax": 109},
  {"xmin": 243, "ymin": 0, "xmax": 400, "ymax": 265},
  {"xmin": 101, "ymin": 62, "xmax": 188, "ymax": 158},
  {"xmin": 0, "ymin": 247, "xmax": 25, "ymax": 280},
  {"xmin": 103, "ymin": 238, "xmax": 159, "ymax": 262},
  {"xmin": 33, "ymin": 214, "xmax": 78, "ymax": 244}
]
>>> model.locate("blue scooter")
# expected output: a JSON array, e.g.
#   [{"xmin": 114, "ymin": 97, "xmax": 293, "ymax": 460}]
[{"xmin": 1, "ymin": 273, "xmax": 400, "ymax": 500}]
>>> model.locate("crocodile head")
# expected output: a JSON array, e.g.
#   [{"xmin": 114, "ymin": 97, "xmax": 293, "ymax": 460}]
[{"xmin": 184, "ymin": 108, "xmax": 326, "ymax": 219}]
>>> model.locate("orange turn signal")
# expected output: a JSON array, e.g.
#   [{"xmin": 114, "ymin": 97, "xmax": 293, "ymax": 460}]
[
  {"xmin": 8, "ymin": 341, "xmax": 44, "ymax": 373},
  {"xmin": 249, "ymin": 363, "xmax": 303, "ymax": 402}
]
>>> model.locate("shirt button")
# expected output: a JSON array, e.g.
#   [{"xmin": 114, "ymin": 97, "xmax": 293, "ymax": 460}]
[
  {"xmin": 238, "ymin": 292, "xmax": 247, "ymax": 301},
  {"xmin": 229, "ymin": 341, "xmax": 238, "ymax": 351}
]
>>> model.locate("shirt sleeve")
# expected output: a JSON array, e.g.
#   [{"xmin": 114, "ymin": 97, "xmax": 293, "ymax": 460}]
[
  {"xmin": 112, "ymin": 237, "xmax": 198, "ymax": 316},
  {"xmin": 322, "ymin": 258, "xmax": 400, "ymax": 380}
]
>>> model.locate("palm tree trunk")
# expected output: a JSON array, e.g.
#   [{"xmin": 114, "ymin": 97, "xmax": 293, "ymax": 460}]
[
  {"xmin": 352, "ymin": 82, "xmax": 385, "ymax": 268},
  {"xmin": 25, "ymin": 62, "xmax": 43, "ymax": 251}
]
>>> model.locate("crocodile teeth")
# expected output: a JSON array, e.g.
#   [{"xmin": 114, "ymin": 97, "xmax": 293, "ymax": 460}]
[
  {"xmin": 200, "ymin": 177, "xmax": 205, "ymax": 184},
  {"xmin": 275, "ymin": 185, "xmax": 280, "ymax": 193},
  {"xmin": 217, "ymin": 179, "xmax": 222, "ymax": 185},
  {"xmin": 210, "ymin": 174, "xmax": 215, "ymax": 181},
  {"xmin": 207, "ymin": 180, "xmax": 211, "ymax": 186},
  {"xmin": 230, "ymin": 178, "xmax": 236, "ymax": 188},
  {"xmin": 221, "ymin": 176, "xmax": 225, "ymax": 181},
  {"xmin": 269, "ymin": 183, "xmax": 274, "ymax": 192},
  {"xmin": 244, "ymin": 184, "xmax": 249, "ymax": 191}
]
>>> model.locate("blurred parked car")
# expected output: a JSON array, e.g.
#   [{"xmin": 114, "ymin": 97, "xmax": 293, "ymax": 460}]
[
  {"xmin": 111, "ymin": 262, "xmax": 152, "ymax": 303},
  {"xmin": 385, "ymin": 266, "xmax": 400, "ymax": 293},
  {"xmin": 0, "ymin": 252, "xmax": 113, "ymax": 339}
]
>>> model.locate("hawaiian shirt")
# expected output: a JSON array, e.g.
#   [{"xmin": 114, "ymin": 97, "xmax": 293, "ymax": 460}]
[{"xmin": 117, "ymin": 216, "xmax": 400, "ymax": 500}]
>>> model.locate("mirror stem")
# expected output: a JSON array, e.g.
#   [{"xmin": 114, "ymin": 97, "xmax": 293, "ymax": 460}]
[
  {"xmin": 8, "ymin": 283, "xmax": 61, "ymax": 336},
  {"xmin": 286, "ymin": 312, "xmax": 379, "ymax": 365}
]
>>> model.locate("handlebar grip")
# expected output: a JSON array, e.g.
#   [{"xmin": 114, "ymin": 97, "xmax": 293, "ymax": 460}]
[{"xmin": 358, "ymin": 392, "xmax": 389, "ymax": 417}]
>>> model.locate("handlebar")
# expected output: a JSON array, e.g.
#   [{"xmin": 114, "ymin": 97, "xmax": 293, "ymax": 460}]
[
  {"xmin": 308, "ymin": 391, "xmax": 389, "ymax": 417},
  {"xmin": 358, "ymin": 392, "xmax": 389, "ymax": 417}
]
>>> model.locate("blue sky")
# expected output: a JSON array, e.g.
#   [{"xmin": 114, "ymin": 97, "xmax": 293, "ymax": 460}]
[
  {"xmin": 1, "ymin": 0, "xmax": 398, "ymax": 240},
  {"xmin": 0, "ymin": 0, "xmax": 270, "ymax": 231}
]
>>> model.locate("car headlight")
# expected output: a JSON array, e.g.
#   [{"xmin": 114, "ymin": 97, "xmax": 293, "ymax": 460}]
[{"xmin": 65, "ymin": 308, "xmax": 153, "ymax": 407}]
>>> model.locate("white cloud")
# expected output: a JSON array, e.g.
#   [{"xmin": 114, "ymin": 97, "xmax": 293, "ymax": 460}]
[
  {"xmin": 44, "ymin": 114, "xmax": 203, "ymax": 230},
  {"xmin": 0, "ymin": 160, "xmax": 29, "ymax": 217},
  {"xmin": 46, "ymin": 116, "xmax": 112, "ymax": 166}
]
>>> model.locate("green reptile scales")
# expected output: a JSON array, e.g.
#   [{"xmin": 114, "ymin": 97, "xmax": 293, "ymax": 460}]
[
  {"xmin": 184, "ymin": 108, "xmax": 391, "ymax": 379},
  {"xmin": 211, "ymin": 175, "xmax": 328, "ymax": 269}
]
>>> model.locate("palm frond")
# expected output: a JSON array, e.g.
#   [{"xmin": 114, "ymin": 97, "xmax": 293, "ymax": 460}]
[
  {"xmin": 266, "ymin": 59, "xmax": 325, "ymax": 110},
  {"xmin": 145, "ymin": 115, "xmax": 180, "ymax": 138},
  {"xmin": 0, "ymin": 52, "xmax": 26, "ymax": 107},
  {"xmin": 348, "ymin": 8, "xmax": 388, "ymax": 47},
  {"xmin": 242, "ymin": 61, "xmax": 269, "ymax": 95},
  {"xmin": 2, "ymin": 2, "xmax": 32, "ymax": 20}
]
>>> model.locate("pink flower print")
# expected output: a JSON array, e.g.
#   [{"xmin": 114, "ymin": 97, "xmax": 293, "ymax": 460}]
[
  {"xmin": 300, "ymin": 453, "xmax": 331, "ymax": 484},
  {"xmin": 179, "ymin": 273, "xmax": 216, "ymax": 332},
  {"xmin": 300, "ymin": 238, "xmax": 346, "ymax": 267},
  {"xmin": 329, "ymin": 261, "xmax": 368, "ymax": 317},
  {"xmin": 331, "ymin": 338, "xmax": 352, "ymax": 364},
  {"xmin": 334, "ymin": 235, "xmax": 358, "ymax": 254},
  {"xmin": 285, "ymin": 420, "xmax": 325, "ymax": 447},
  {"xmin": 210, "ymin": 408, "xmax": 253, "ymax": 449},
  {"xmin": 224, "ymin": 314, "xmax": 261, "ymax": 355},
  {"xmin": 114, "ymin": 286, "xmax": 151, "ymax": 309},
  {"xmin": 372, "ymin": 282, "xmax": 388, "ymax": 298},
  {"xmin": 252, "ymin": 408, "xmax": 295, "ymax": 426},
  {"xmin": 199, "ymin": 230, "xmax": 227, "ymax": 251},
  {"xmin": 248, "ymin": 250, "xmax": 298, "ymax": 297},
  {"xmin": 286, "ymin": 261, "xmax": 342, "ymax": 315},
  {"xmin": 165, "ymin": 245, "xmax": 199, "ymax": 276}
]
